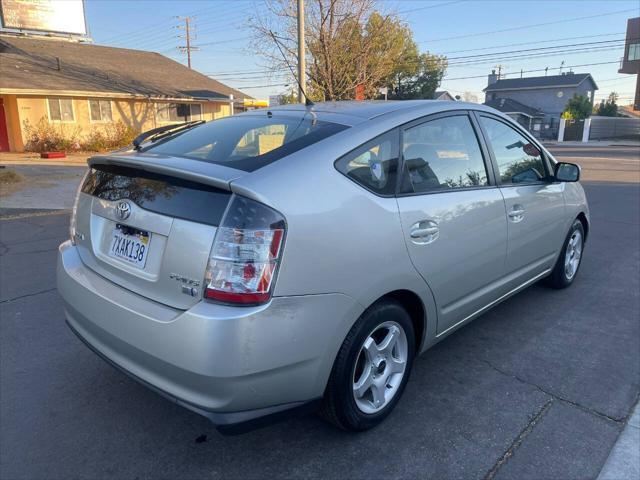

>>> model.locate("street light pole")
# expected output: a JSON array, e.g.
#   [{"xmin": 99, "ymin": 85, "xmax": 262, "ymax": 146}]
[{"xmin": 297, "ymin": 0, "xmax": 306, "ymax": 104}]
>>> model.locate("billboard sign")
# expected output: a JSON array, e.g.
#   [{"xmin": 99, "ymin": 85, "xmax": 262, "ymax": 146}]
[{"xmin": 0, "ymin": 0, "xmax": 87, "ymax": 35}]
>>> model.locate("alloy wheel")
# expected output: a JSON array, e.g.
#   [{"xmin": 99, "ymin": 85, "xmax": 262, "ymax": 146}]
[
  {"xmin": 564, "ymin": 229, "xmax": 583, "ymax": 280},
  {"xmin": 352, "ymin": 321, "xmax": 408, "ymax": 414}
]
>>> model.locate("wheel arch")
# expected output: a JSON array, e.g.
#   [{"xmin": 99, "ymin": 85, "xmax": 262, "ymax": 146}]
[
  {"xmin": 372, "ymin": 289, "xmax": 427, "ymax": 353},
  {"xmin": 577, "ymin": 212, "xmax": 589, "ymax": 242}
]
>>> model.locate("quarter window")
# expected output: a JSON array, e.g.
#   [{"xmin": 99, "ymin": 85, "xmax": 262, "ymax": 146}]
[
  {"xmin": 335, "ymin": 130, "xmax": 399, "ymax": 196},
  {"xmin": 89, "ymin": 100, "xmax": 113, "ymax": 122},
  {"xmin": 479, "ymin": 116, "xmax": 546, "ymax": 185},
  {"xmin": 48, "ymin": 98, "xmax": 74, "ymax": 122},
  {"xmin": 401, "ymin": 115, "xmax": 488, "ymax": 193}
]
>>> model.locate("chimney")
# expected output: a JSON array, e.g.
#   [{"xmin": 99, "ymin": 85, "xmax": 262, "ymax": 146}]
[{"xmin": 488, "ymin": 69, "xmax": 498, "ymax": 86}]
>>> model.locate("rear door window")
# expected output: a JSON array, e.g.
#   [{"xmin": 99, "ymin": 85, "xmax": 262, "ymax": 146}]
[{"xmin": 145, "ymin": 113, "xmax": 348, "ymax": 172}]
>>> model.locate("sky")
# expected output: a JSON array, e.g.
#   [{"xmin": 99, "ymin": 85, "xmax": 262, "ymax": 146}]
[{"xmin": 83, "ymin": 0, "xmax": 639, "ymax": 104}]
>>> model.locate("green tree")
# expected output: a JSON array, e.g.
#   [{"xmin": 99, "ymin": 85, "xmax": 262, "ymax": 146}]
[
  {"xmin": 274, "ymin": 88, "xmax": 299, "ymax": 105},
  {"xmin": 594, "ymin": 92, "xmax": 619, "ymax": 117},
  {"xmin": 562, "ymin": 93, "xmax": 592, "ymax": 119},
  {"xmin": 387, "ymin": 52, "xmax": 447, "ymax": 100}
]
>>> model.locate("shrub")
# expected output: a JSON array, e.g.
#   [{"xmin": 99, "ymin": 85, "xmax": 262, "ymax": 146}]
[
  {"xmin": 81, "ymin": 121, "xmax": 139, "ymax": 152},
  {"xmin": 562, "ymin": 94, "xmax": 592, "ymax": 120},
  {"xmin": 23, "ymin": 118, "xmax": 82, "ymax": 152},
  {"xmin": 23, "ymin": 118, "xmax": 139, "ymax": 153}
]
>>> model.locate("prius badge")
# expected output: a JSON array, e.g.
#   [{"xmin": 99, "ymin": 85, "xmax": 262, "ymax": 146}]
[{"xmin": 115, "ymin": 201, "xmax": 132, "ymax": 220}]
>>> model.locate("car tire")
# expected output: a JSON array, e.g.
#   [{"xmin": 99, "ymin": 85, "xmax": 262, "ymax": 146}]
[
  {"xmin": 546, "ymin": 219, "xmax": 585, "ymax": 289},
  {"xmin": 320, "ymin": 299, "xmax": 415, "ymax": 431}
]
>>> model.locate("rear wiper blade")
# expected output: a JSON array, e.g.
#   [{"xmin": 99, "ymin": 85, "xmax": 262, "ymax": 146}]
[{"xmin": 132, "ymin": 121, "xmax": 205, "ymax": 151}]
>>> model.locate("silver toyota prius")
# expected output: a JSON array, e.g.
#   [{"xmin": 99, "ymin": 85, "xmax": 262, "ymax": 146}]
[{"xmin": 57, "ymin": 100, "xmax": 589, "ymax": 433}]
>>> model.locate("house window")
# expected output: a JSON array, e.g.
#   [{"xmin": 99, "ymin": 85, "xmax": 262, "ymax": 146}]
[
  {"xmin": 190, "ymin": 104, "xmax": 202, "ymax": 120},
  {"xmin": 628, "ymin": 43, "xmax": 640, "ymax": 61},
  {"xmin": 89, "ymin": 100, "xmax": 113, "ymax": 122},
  {"xmin": 48, "ymin": 98, "xmax": 74, "ymax": 122},
  {"xmin": 156, "ymin": 103, "xmax": 203, "ymax": 123}
]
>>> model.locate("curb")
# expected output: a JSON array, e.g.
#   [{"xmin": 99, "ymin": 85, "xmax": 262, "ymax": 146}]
[{"xmin": 597, "ymin": 401, "xmax": 640, "ymax": 480}]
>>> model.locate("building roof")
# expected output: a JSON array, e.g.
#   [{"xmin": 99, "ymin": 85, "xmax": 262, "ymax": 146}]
[
  {"xmin": 484, "ymin": 98, "xmax": 544, "ymax": 117},
  {"xmin": 0, "ymin": 35, "xmax": 250, "ymax": 101},
  {"xmin": 434, "ymin": 91, "xmax": 456, "ymax": 100},
  {"xmin": 484, "ymin": 73, "xmax": 597, "ymax": 92}
]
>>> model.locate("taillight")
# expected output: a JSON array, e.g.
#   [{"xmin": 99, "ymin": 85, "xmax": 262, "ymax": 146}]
[
  {"xmin": 204, "ymin": 195, "xmax": 285, "ymax": 305},
  {"xmin": 70, "ymin": 170, "xmax": 89, "ymax": 245}
]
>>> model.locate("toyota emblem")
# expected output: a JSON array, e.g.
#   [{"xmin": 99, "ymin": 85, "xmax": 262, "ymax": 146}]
[{"xmin": 115, "ymin": 201, "xmax": 132, "ymax": 220}]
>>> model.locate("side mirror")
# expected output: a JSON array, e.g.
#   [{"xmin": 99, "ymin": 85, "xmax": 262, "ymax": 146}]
[{"xmin": 555, "ymin": 162, "xmax": 580, "ymax": 182}]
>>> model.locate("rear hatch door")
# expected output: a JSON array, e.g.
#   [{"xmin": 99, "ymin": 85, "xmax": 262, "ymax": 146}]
[{"xmin": 73, "ymin": 153, "xmax": 244, "ymax": 310}]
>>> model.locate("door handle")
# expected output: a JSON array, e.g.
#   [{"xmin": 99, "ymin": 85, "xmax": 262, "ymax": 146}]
[
  {"xmin": 508, "ymin": 205, "xmax": 525, "ymax": 222},
  {"xmin": 409, "ymin": 220, "xmax": 439, "ymax": 244},
  {"xmin": 410, "ymin": 226, "xmax": 439, "ymax": 238}
]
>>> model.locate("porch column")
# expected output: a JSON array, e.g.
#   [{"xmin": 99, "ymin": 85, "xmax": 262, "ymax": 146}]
[{"xmin": 582, "ymin": 117, "xmax": 592, "ymax": 143}]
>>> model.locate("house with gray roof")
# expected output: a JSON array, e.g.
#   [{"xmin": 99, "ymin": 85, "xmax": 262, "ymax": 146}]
[
  {"xmin": 483, "ymin": 70, "xmax": 598, "ymax": 138},
  {"xmin": 0, "ymin": 34, "xmax": 250, "ymax": 151}
]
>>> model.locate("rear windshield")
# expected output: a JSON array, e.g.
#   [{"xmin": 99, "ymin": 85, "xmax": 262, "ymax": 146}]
[
  {"xmin": 81, "ymin": 165, "xmax": 231, "ymax": 226},
  {"xmin": 144, "ymin": 113, "xmax": 349, "ymax": 171}
]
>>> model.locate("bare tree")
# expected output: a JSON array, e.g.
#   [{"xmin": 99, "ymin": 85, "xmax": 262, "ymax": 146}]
[{"xmin": 249, "ymin": 0, "xmax": 420, "ymax": 101}]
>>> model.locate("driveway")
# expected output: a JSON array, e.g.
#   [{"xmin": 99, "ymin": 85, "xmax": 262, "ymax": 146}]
[{"xmin": 0, "ymin": 151, "xmax": 638, "ymax": 479}]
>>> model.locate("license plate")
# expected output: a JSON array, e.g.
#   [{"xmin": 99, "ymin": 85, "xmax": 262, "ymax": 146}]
[{"xmin": 108, "ymin": 224, "xmax": 151, "ymax": 268}]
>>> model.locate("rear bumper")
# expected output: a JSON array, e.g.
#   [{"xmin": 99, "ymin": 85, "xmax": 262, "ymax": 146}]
[{"xmin": 57, "ymin": 241, "xmax": 361, "ymax": 429}]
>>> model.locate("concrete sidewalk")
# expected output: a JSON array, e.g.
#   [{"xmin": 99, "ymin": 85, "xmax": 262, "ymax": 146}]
[
  {"xmin": 0, "ymin": 151, "xmax": 90, "ymax": 166},
  {"xmin": 543, "ymin": 140, "xmax": 640, "ymax": 147},
  {"xmin": 598, "ymin": 402, "xmax": 640, "ymax": 480}
]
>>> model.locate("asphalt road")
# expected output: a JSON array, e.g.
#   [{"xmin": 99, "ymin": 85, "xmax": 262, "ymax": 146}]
[
  {"xmin": 1, "ymin": 165, "xmax": 639, "ymax": 479},
  {"xmin": 548, "ymin": 145, "xmax": 640, "ymax": 183}
]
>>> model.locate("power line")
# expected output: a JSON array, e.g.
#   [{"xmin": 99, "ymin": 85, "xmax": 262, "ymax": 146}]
[
  {"xmin": 446, "ymin": 38, "xmax": 626, "ymax": 61},
  {"xmin": 98, "ymin": 3, "xmax": 248, "ymax": 45},
  {"xmin": 442, "ymin": 61, "xmax": 620, "ymax": 82},
  {"xmin": 203, "ymin": 30, "xmax": 627, "ymax": 78},
  {"xmin": 229, "ymin": 60, "xmax": 623, "ymax": 91},
  {"xmin": 437, "ymin": 32, "xmax": 625, "ymax": 55},
  {"xmin": 397, "ymin": 0, "xmax": 467, "ymax": 15},
  {"xmin": 447, "ymin": 46, "xmax": 624, "ymax": 67},
  {"xmin": 416, "ymin": 8, "xmax": 637, "ymax": 44}
]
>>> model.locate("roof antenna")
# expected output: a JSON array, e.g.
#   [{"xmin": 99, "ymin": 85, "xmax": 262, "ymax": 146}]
[{"xmin": 268, "ymin": 30, "xmax": 314, "ymax": 107}]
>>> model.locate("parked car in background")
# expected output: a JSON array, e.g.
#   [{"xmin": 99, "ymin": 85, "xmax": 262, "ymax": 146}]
[{"xmin": 57, "ymin": 100, "xmax": 589, "ymax": 433}]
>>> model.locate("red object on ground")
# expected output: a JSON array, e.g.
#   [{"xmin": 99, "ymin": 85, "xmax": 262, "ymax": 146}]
[{"xmin": 41, "ymin": 152, "xmax": 66, "ymax": 159}]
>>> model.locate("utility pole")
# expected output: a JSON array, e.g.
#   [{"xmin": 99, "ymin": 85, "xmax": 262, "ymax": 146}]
[
  {"xmin": 494, "ymin": 64, "xmax": 504, "ymax": 80},
  {"xmin": 177, "ymin": 16, "xmax": 198, "ymax": 69},
  {"xmin": 297, "ymin": 0, "xmax": 306, "ymax": 103}
]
